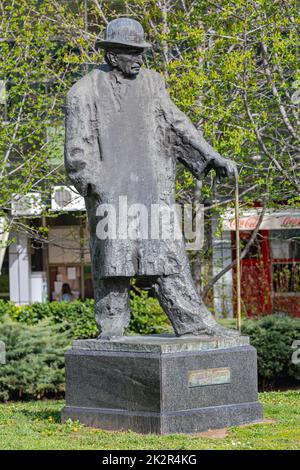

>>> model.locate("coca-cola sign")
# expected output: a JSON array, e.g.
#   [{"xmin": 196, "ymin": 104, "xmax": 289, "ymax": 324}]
[{"xmin": 223, "ymin": 211, "xmax": 300, "ymax": 231}]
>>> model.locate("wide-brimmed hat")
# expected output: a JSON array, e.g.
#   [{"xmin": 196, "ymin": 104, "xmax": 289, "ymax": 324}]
[{"xmin": 97, "ymin": 18, "xmax": 151, "ymax": 50}]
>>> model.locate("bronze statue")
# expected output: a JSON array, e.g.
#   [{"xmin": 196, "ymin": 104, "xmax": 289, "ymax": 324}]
[{"xmin": 65, "ymin": 18, "xmax": 238, "ymax": 340}]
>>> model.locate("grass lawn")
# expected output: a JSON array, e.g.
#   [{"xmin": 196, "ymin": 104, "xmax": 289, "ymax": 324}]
[{"xmin": 0, "ymin": 391, "xmax": 299, "ymax": 450}]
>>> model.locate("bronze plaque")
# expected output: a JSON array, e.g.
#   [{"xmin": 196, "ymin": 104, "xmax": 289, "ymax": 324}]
[{"xmin": 188, "ymin": 367, "xmax": 231, "ymax": 387}]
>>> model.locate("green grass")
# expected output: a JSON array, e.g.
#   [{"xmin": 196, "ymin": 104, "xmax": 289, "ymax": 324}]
[{"xmin": 0, "ymin": 391, "xmax": 299, "ymax": 449}]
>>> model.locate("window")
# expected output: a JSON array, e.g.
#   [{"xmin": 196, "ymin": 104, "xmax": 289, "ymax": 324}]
[
  {"xmin": 31, "ymin": 239, "xmax": 44, "ymax": 272},
  {"xmin": 271, "ymin": 230, "xmax": 300, "ymax": 294},
  {"xmin": 0, "ymin": 250, "xmax": 9, "ymax": 299},
  {"xmin": 273, "ymin": 262, "xmax": 300, "ymax": 294},
  {"xmin": 270, "ymin": 229, "xmax": 300, "ymax": 260}
]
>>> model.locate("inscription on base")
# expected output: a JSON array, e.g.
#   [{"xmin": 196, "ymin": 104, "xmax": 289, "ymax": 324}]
[{"xmin": 188, "ymin": 367, "xmax": 231, "ymax": 387}]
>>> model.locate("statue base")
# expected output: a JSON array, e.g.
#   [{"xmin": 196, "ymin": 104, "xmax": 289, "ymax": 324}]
[{"xmin": 61, "ymin": 334, "xmax": 263, "ymax": 434}]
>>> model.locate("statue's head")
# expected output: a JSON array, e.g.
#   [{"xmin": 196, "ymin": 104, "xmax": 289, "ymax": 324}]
[
  {"xmin": 98, "ymin": 18, "xmax": 151, "ymax": 77},
  {"xmin": 105, "ymin": 48, "xmax": 144, "ymax": 77}
]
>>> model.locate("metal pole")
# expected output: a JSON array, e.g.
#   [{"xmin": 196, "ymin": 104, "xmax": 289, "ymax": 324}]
[
  {"xmin": 80, "ymin": 218, "xmax": 85, "ymax": 301},
  {"xmin": 234, "ymin": 168, "xmax": 241, "ymax": 332}
]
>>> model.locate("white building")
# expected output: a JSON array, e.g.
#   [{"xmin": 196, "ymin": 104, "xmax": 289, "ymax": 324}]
[{"xmin": 0, "ymin": 186, "xmax": 93, "ymax": 305}]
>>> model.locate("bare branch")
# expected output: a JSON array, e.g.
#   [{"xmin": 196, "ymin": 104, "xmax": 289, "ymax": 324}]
[
  {"xmin": 93, "ymin": 0, "xmax": 108, "ymax": 25},
  {"xmin": 261, "ymin": 42, "xmax": 299, "ymax": 140},
  {"xmin": 202, "ymin": 201, "xmax": 268, "ymax": 299}
]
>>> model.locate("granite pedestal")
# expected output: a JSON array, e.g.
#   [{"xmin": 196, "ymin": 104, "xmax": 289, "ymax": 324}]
[{"xmin": 61, "ymin": 334, "xmax": 263, "ymax": 434}]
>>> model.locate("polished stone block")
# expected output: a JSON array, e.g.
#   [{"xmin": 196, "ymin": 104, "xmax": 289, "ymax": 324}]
[{"xmin": 61, "ymin": 335, "xmax": 263, "ymax": 434}]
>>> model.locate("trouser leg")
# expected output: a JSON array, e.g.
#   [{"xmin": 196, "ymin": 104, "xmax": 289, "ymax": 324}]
[
  {"xmin": 152, "ymin": 260, "xmax": 238, "ymax": 337},
  {"xmin": 94, "ymin": 277, "xmax": 131, "ymax": 339}
]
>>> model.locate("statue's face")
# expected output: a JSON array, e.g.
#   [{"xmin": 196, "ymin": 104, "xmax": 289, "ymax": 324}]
[{"xmin": 107, "ymin": 49, "xmax": 144, "ymax": 77}]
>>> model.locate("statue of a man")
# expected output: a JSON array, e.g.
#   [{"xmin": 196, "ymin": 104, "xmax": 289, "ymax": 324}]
[{"xmin": 65, "ymin": 18, "xmax": 238, "ymax": 340}]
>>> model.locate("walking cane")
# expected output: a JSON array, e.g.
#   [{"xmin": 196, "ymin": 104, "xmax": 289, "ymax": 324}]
[{"xmin": 234, "ymin": 167, "xmax": 242, "ymax": 332}]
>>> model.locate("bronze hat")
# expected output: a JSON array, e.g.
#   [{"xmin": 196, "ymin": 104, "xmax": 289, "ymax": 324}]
[{"xmin": 98, "ymin": 18, "xmax": 151, "ymax": 50}]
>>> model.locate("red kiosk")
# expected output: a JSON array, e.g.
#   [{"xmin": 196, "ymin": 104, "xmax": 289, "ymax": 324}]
[{"xmin": 224, "ymin": 210, "xmax": 300, "ymax": 317}]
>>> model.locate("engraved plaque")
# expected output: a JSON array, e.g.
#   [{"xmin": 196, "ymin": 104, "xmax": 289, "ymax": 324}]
[{"xmin": 188, "ymin": 367, "xmax": 231, "ymax": 387}]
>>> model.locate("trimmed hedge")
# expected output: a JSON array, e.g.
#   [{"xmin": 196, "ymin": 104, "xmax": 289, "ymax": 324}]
[
  {"xmin": 242, "ymin": 315, "xmax": 300, "ymax": 389},
  {"xmin": 0, "ymin": 290, "xmax": 170, "ymax": 339},
  {"xmin": 0, "ymin": 299, "xmax": 98, "ymax": 339}
]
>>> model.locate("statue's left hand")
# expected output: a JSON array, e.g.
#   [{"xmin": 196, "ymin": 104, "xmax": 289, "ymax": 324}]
[{"xmin": 204, "ymin": 155, "xmax": 237, "ymax": 180}]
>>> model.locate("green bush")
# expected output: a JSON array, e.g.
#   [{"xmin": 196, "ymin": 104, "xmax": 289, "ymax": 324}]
[
  {"xmin": 128, "ymin": 288, "xmax": 171, "ymax": 335},
  {"xmin": 242, "ymin": 315, "xmax": 300, "ymax": 389},
  {"xmin": 12, "ymin": 300, "xmax": 98, "ymax": 339},
  {"xmin": 0, "ymin": 300, "xmax": 18, "ymax": 317},
  {"xmin": 0, "ymin": 291, "xmax": 170, "ymax": 338},
  {"xmin": 0, "ymin": 316, "xmax": 70, "ymax": 401},
  {"xmin": 0, "ymin": 299, "xmax": 98, "ymax": 339}
]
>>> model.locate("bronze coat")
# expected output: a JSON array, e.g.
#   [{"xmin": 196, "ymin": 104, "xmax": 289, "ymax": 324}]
[{"xmin": 65, "ymin": 64, "xmax": 220, "ymax": 278}]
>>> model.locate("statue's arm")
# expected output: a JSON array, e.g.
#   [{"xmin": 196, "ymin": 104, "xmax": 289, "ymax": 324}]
[
  {"xmin": 64, "ymin": 88, "xmax": 99, "ymax": 197},
  {"xmin": 157, "ymin": 75, "xmax": 235, "ymax": 179}
]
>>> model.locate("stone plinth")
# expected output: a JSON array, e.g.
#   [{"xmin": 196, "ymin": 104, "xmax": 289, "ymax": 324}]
[{"xmin": 61, "ymin": 334, "xmax": 263, "ymax": 434}]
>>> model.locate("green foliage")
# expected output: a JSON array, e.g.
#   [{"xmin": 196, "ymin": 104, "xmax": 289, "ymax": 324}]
[
  {"xmin": 0, "ymin": 291, "xmax": 170, "ymax": 338},
  {"xmin": 0, "ymin": 300, "xmax": 18, "ymax": 317},
  {"xmin": 129, "ymin": 0, "xmax": 300, "ymax": 209},
  {"xmin": 242, "ymin": 315, "xmax": 300, "ymax": 389},
  {"xmin": 0, "ymin": 316, "xmax": 70, "ymax": 401},
  {"xmin": 128, "ymin": 288, "xmax": 171, "ymax": 335},
  {"xmin": 2, "ymin": 0, "xmax": 298, "ymax": 219},
  {"xmin": 0, "ymin": 0, "xmax": 103, "ymax": 233},
  {"xmin": 1, "ymin": 0, "xmax": 299, "ymax": 301},
  {"xmin": 0, "ymin": 299, "xmax": 97, "ymax": 339},
  {"xmin": 12, "ymin": 300, "xmax": 98, "ymax": 339}
]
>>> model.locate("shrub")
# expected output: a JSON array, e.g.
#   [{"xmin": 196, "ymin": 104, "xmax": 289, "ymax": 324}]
[
  {"xmin": 0, "ymin": 299, "xmax": 97, "ymax": 339},
  {"xmin": 0, "ymin": 291, "xmax": 171, "ymax": 338},
  {"xmin": 128, "ymin": 288, "xmax": 171, "ymax": 335},
  {"xmin": 17, "ymin": 300, "xmax": 98, "ymax": 339},
  {"xmin": 0, "ymin": 300, "xmax": 19, "ymax": 317},
  {"xmin": 242, "ymin": 315, "xmax": 300, "ymax": 389},
  {"xmin": 0, "ymin": 316, "xmax": 70, "ymax": 401}
]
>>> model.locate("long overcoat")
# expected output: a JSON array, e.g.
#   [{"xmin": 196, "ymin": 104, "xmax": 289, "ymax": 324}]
[{"xmin": 65, "ymin": 64, "xmax": 221, "ymax": 279}]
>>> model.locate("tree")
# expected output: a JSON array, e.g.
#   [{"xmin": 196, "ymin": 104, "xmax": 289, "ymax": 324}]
[
  {"xmin": 0, "ymin": 0, "xmax": 102, "ymax": 252},
  {"xmin": 1, "ymin": 0, "xmax": 299, "ymax": 308},
  {"xmin": 117, "ymin": 0, "xmax": 300, "ymax": 300}
]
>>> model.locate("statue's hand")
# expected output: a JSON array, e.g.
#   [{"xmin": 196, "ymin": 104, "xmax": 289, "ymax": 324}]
[{"xmin": 204, "ymin": 155, "xmax": 237, "ymax": 180}]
